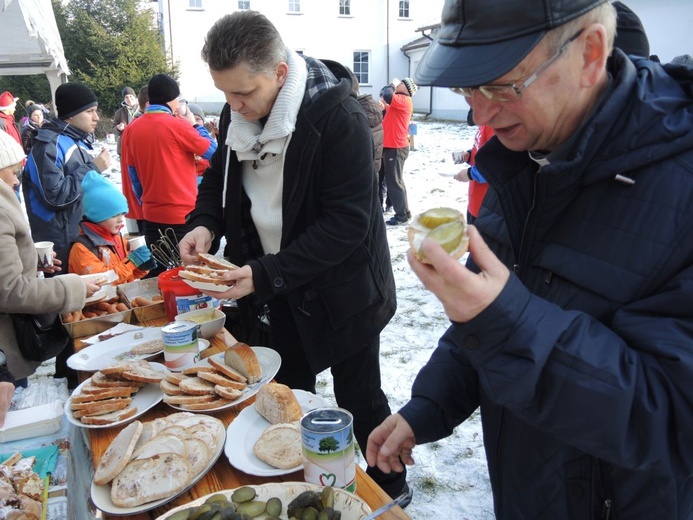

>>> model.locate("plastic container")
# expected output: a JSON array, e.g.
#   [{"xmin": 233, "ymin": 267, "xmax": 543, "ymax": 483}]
[{"xmin": 158, "ymin": 267, "xmax": 219, "ymax": 321}]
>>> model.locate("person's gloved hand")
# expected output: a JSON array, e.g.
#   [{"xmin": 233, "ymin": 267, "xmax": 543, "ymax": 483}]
[{"xmin": 127, "ymin": 245, "xmax": 157, "ymax": 271}]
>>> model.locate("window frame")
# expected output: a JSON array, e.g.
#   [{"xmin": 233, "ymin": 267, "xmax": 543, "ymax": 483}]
[
  {"xmin": 398, "ymin": 0, "xmax": 410, "ymax": 18},
  {"xmin": 352, "ymin": 51, "xmax": 370, "ymax": 85},
  {"xmin": 238, "ymin": 0, "xmax": 250, "ymax": 9},
  {"xmin": 188, "ymin": 0, "xmax": 202, "ymax": 9},
  {"xmin": 288, "ymin": 0, "xmax": 301, "ymax": 14},
  {"xmin": 339, "ymin": 0, "xmax": 351, "ymax": 16}
]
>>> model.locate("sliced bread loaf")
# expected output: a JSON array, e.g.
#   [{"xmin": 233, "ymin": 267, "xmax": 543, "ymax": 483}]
[{"xmin": 223, "ymin": 343, "xmax": 261, "ymax": 384}]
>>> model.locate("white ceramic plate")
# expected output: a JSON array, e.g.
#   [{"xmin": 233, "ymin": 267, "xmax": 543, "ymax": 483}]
[
  {"xmin": 164, "ymin": 347, "xmax": 281, "ymax": 413},
  {"xmin": 155, "ymin": 482, "xmax": 371, "ymax": 520},
  {"xmin": 64, "ymin": 362, "xmax": 166, "ymax": 429},
  {"xmin": 181, "ymin": 278, "xmax": 235, "ymax": 293},
  {"xmin": 67, "ymin": 328, "xmax": 208, "ymax": 372},
  {"xmin": 91, "ymin": 417, "xmax": 226, "ymax": 516},
  {"xmin": 225, "ymin": 389, "xmax": 328, "ymax": 476},
  {"xmin": 438, "ymin": 170, "xmax": 458, "ymax": 177}
]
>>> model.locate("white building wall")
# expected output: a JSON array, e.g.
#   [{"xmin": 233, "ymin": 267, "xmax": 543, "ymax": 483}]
[
  {"xmin": 156, "ymin": 0, "xmax": 444, "ymax": 107},
  {"xmin": 156, "ymin": 0, "xmax": 690, "ymax": 120}
]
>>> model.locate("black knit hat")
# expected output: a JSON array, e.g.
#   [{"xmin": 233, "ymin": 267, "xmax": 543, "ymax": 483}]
[
  {"xmin": 122, "ymin": 86, "xmax": 136, "ymax": 97},
  {"xmin": 148, "ymin": 74, "xmax": 180, "ymax": 106},
  {"xmin": 613, "ymin": 1, "xmax": 650, "ymax": 57},
  {"xmin": 56, "ymin": 83, "xmax": 98, "ymax": 120}
]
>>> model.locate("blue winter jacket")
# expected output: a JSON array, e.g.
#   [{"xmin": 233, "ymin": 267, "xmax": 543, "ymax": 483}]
[
  {"xmin": 400, "ymin": 51, "xmax": 693, "ymax": 519},
  {"xmin": 22, "ymin": 118, "xmax": 100, "ymax": 264}
]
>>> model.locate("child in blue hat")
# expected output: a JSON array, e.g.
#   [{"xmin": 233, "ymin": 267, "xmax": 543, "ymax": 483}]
[{"xmin": 68, "ymin": 171, "xmax": 155, "ymax": 283}]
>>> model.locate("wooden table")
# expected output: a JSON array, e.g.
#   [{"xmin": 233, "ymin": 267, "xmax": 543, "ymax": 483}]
[{"xmin": 74, "ymin": 320, "xmax": 410, "ymax": 520}]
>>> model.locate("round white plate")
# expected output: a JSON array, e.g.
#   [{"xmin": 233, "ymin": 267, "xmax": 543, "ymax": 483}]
[
  {"xmin": 225, "ymin": 389, "xmax": 328, "ymax": 476},
  {"xmin": 164, "ymin": 347, "xmax": 281, "ymax": 413},
  {"xmin": 67, "ymin": 328, "xmax": 209, "ymax": 372},
  {"xmin": 155, "ymin": 482, "xmax": 371, "ymax": 520},
  {"xmin": 91, "ymin": 417, "xmax": 226, "ymax": 516},
  {"xmin": 64, "ymin": 362, "xmax": 166, "ymax": 429}
]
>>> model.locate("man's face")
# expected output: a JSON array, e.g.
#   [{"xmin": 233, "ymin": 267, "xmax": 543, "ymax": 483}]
[
  {"xmin": 65, "ymin": 106, "xmax": 100, "ymax": 134},
  {"xmin": 466, "ymin": 36, "xmax": 585, "ymax": 152},
  {"xmin": 124, "ymin": 94, "xmax": 137, "ymax": 107},
  {"xmin": 210, "ymin": 62, "xmax": 288, "ymax": 122}
]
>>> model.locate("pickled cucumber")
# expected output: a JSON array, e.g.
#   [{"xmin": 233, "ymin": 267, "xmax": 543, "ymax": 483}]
[
  {"xmin": 265, "ymin": 497, "xmax": 282, "ymax": 517},
  {"xmin": 231, "ymin": 487, "xmax": 257, "ymax": 504}
]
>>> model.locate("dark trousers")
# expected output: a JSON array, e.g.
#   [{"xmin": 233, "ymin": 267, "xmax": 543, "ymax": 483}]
[
  {"xmin": 383, "ymin": 147, "xmax": 410, "ymax": 221},
  {"xmin": 268, "ymin": 295, "xmax": 407, "ymax": 497},
  {"xmin": 143, "ymin": 220, "xmax": 190, "ymax": 278}
]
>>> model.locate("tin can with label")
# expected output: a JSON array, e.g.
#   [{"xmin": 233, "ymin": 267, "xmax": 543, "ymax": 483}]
[
  {"xmin": 161, "ymin": 320, "xmax": 199, "ymax": 372},
  {"xmin": 301, "ymin": 407, "xmax": 356, "ymax": 492}
]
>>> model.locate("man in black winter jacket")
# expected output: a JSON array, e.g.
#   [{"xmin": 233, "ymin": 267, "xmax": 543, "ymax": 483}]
[
  {"xmin": 179, "ymin": 11, "xmax": 411, "ymax": 506},
  {"xmin": 367, "ymin": 0, "xmax": 693, "ymax": 518}
]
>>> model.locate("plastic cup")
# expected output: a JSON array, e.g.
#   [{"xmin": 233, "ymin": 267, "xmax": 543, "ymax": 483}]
[
  {"xmin": 452, "ymin": 151, "xmax": 465, "ymax": 164},
  {"xmin": 128, "ymin": 236, "xmax": 147, "ymax": 250},
  {"xmin": 35, "ymin": 241, "xmax": 54, "ymax": 268}
]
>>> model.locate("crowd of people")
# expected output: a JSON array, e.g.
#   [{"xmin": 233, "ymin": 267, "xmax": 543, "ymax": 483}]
[{"xmin": 0, "ymin": 0, "xmax": 692, "ymax": 517}]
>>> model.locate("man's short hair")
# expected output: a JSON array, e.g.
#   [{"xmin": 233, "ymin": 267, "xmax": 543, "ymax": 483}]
[
  {"xmin": 201, "ymin": 11, "xmax": 288, "ymax": 75},
  {"xmin": 544, "ymin": 3, "xmax": 616, "ymax": 55}
]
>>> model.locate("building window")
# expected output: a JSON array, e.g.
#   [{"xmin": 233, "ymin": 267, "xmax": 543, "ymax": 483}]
[
  {"xmin": 339, "ymin": 0, "xmax": 350, "ymax": 16},
  {"xmin": 399, "ymin": 0, "xmax": 409, "ymax": 18},
  {"xmin": 288, "ymin": 0, "xmax": 300, "ymax": 13},
  {"xmin": 353, "ymin": 51, "xmax": 369, "ymax": 84},
  {"xmin": 189, "ymin": 0, "xmax": 202, "ymax": 8},
  {"xmin": 238, "ymin": 0, "xmax": 250, "ymax": 9}
]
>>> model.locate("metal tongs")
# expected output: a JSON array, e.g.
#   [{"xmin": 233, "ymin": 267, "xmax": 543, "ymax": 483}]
[
  {"xmin": 361, "ymin": 490, "xmax": 410, "ymax": 519},
  {"xmin": 149, "ymin": 228, "xmax": 183, "ymax": 270}
]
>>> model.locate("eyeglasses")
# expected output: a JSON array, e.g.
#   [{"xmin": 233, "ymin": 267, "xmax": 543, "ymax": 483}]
[{"xmin": 450, "ymin": 29, "xmax": 584, "ymax": 102}]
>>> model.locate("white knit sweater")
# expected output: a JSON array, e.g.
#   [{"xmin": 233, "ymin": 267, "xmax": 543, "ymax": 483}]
[{"xmin": 225, "ymin": 49, "xmax": 308, "ymax": 254}]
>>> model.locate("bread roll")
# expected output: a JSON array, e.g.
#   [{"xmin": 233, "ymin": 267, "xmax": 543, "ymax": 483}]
[
  {"xmin": 254, "ymin": 383, "xmax": 303, "ymax": 425},
  {"xmin": 252, "ymin": 422, "xmax": 302, "ymax": 469},
  {"xmin": 93, "ymin": 421, "xmax": 143, "ymax": 485}
]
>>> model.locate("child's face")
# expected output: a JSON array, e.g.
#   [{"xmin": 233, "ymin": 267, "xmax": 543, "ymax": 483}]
[{"xmin": 98, "ymin": 214, "xmax": 125, "ymax": 234}]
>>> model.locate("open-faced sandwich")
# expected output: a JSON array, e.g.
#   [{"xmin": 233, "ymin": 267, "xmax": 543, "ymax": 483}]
[{"xmin": 179, "ymin": 253, "xmax": 240, "ymax": 287}]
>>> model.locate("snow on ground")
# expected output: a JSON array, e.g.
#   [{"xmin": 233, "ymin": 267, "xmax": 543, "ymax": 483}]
[{"xmin": 35, "ymin": 116, "xmax": 496, "ymax": 519}]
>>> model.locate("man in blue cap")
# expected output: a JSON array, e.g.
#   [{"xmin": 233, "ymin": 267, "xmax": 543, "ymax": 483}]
[{"xmin": 367, "ymin": 1, "xmax": 693, "ymax": 517}]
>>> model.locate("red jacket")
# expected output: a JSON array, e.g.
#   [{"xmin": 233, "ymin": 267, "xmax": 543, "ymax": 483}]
[
  {"xmin": 0, "ymin": 112, "xmax": 22, "ymax": 146},
  {"xmin": 123, "ymin": 109, "xmax": 215, "ymax": 224},
  {"xmin": 119, "ymin": 119, "xmax": 143, "ymax": 221},
  {"xmin": 382, "ymin": 93, "xmax": 412, "ymax": 149},
  {"xmin": 467, "ymin": 125, "xmax": 494, "ymax": 217}
]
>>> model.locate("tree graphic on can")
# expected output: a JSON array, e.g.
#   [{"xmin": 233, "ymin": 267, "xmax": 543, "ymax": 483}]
[{"xmin": 301, "ymin": 407, "xmax": 356, "ymax": 492}]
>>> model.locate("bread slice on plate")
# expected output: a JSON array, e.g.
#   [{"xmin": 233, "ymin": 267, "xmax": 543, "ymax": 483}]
[
  {"xmin": 110, "ymin": 453, "xmax": 191, "ymax": 508},
  {"xmin": 71, "ymin": 387, "xmax": 137, "ymax": 404},
  {"xmin": 121, "ymin": 364, "xmax": 164, "ymax": 384},
  {"xmin": 160, "ymin": 379, "xmax": 185, "ymax": 396},
  {"xmin": 131, "ymin": 433, "xmax": 187, "ymax": 461},
  {"xmin": 207, "ymin": 356, "xmax": 247, "ymax": 383},
  {"xmin": 80, "ymin": 406, "xmax": 138, "ymax": 425},
  {"xmin": 223, "ymin": 343, "xmax": 261, "ymax": 384},
  {"xmin": 214, "ymin": 385, "xmax": 242, "ymax": 401},
  {"xmin": 91, "ymin": 372, "xmax": 145, "ymax": 389},
  {"xmin": 72, "ymin": 398, "xmax": 132, "ymax": 418},
  {"xmin": 163, "ymin": 394, "xmax": 217, "ymax": 405},
  {"xmin": 252, "ymin": 422, "xmax": 302, "ymax": 469},
  {"xmin": 93, "ymin": 421, "xmax": 143, "ymax": 485},
  {"xmin": 197, "ymin": 370, "xmax": 247, "ymax": 390},
  {"xmin": 255, "ymin": 382, "xmax": 303, "ymax": 424},
  {"xmin": 180, "ymin": 398, "xmax": 230, "ymax": 411},
  {"xmin": 178, "ymin": 377, "xmax": 216, "ymax": 396}
]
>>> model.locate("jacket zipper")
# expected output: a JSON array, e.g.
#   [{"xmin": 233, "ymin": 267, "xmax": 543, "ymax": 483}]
[
  {"xmin": 514, "ymin": 169, "xmax": 541, "ymax": 277},
  {"xmin": 601, "ymin": 499, "xmax": 612, "ymax": 519}
]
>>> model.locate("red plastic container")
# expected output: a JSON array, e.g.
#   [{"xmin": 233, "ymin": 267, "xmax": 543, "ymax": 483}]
[{"xmin": 158, "ymin": 267, "xmax": 219, "ymax": 321}]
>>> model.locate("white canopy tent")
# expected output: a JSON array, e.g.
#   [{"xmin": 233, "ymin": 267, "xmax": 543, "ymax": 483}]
[{"xmin": 0, "ymin": 0, "xmax": 69, "ymax": 111}]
